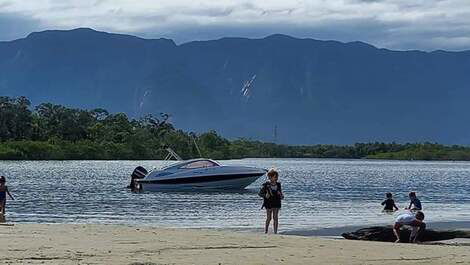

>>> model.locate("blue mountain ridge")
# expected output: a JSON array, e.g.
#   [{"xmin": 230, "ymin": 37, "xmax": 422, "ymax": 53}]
[{"xmin": 1, "ymin": 28, "xmax": 470, "ymax": 144}]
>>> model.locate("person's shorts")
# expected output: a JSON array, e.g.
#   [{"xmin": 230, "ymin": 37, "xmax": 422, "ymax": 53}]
[{"xmin": 394, "ymin": 222, "xmax": 402, "ymax": 230}]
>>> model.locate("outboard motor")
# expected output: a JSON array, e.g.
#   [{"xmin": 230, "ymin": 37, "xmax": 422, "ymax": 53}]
[{"xmin": 128, "ymin": 166, "xmax": 148, "ymax": 191}]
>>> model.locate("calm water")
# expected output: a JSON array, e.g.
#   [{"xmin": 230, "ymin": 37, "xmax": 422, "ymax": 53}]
[{"xmin": 1, "ymin": 159, "xmax": 470, "ymax": 232}]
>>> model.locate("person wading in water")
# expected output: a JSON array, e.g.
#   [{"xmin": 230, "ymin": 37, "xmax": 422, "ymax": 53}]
[
  {"xmin": 259, "ymin": 169, "xmax": 284, "ymax": 234},
  {"xmin": 0, "ymin": 176, "xmax": 14, "ymax": 217}
]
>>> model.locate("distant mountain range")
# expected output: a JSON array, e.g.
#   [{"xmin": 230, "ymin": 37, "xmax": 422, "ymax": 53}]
[{"xmin": 1, "ymin": 28, "xmax": 470, "ymax": 144}]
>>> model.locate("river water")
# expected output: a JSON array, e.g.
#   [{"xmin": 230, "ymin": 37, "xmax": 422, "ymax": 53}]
[{"xmin": 1, "ymin": 159, "xmax": 470, "ymax": 232}]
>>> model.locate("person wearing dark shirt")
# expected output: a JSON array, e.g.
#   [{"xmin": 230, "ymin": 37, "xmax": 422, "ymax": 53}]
[
  {"xmin": 381, "ymin": 192, "xmax": 398, "ymax": 211},
  {"xmin": 258, "ymin": 169, "xmax": 284, "ymax": 234}
]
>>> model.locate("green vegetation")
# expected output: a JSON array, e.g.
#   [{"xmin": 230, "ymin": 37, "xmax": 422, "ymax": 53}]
[
  {"xmin": 367, "ymin": 143, "xmax": 470, "ymax": 161},
  {"xmin": 1, "ymin": 96, "xmax": 470, "ymax": 161}
]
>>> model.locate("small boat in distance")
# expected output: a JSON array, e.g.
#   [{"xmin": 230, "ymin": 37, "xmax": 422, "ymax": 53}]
[{"xmin": 132, "ymin": 159, "xmax": 267, "ymax": 191}]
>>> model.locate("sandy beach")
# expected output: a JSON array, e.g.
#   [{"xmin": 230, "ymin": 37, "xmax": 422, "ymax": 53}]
[{"xmin": 0, "ymin": 224, "xmax": 469, "ymax": 264}]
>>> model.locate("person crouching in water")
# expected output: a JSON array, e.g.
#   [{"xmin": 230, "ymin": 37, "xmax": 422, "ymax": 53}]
[
  {"xmin": 393, "ymin": 211, "xmax": 426, "ymax": 243},
  {"xmin": 381, "ymin": 192, "xmax": 399, "ymax": 211},
  {"xmin": 406, "ymin": 192, "xmax": 422, "ymax": 211},
  {"xmin": 259, "ymin": 169, "xmax": 284, "ymax": 234}
]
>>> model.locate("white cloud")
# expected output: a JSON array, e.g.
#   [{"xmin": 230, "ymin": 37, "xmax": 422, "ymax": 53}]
[{"xmin": 1, "ymin": 0, "xmax": 470, "ymax": 50}]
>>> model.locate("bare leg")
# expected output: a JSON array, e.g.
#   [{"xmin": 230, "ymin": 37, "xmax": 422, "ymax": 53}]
[
  {"xmin": 0, "ymin": 199, "xmax": 5, "ymax": 215},
  {"xmin": 393, "ymin": 227, "xmax": 401, "ymax": 243},
  {"xmin": 0, "ymin": 201, "xmax": 4, "ymax": 223},
  {"xmin": 265, "ymin": 209, "xmax": 272, "ymax": 233},
  {"xmin": 410, "ymin": 226, "xmax": 419, "ymax": 242},
  {"xmin": 411, "ymin": 223, "xmax": 426, "ymax": 243},
  {"xmin": 272, "ymin": 208, "xmax": 279, "ymax": 234}
]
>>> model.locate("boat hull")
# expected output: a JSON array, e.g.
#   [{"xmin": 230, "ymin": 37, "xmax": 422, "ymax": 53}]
[{"xmin": 139, "ymin": 174, "xmax": 263, "ymax": 191}]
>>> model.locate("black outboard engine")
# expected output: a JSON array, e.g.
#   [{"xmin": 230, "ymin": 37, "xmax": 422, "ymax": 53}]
[{"xmin": 128, "ymin": 166, "xmax": 148, "ymax": 191}]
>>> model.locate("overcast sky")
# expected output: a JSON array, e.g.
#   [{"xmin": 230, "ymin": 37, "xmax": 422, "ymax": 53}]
[{"xmin": 1, "ymin": 0, "xmax": 470, "ymax": 51}]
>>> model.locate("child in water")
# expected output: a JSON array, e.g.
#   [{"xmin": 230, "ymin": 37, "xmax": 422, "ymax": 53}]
[
  {"xmin": 406, "ymin": 192, "xmax": 422, "ymax": 211},
  {"xmin": 381, "ymin": 192, "xmax": 399, "ymax": 211},
  {"xmin": 0, "ymin": 176, "xmax": 14, "ymax": 215},
  {"xmin": 259, "ymin": 169, "xmax": 284, "ymax": 234}
]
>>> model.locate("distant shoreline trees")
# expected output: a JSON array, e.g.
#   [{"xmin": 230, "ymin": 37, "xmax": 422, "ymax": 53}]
[{"xmin": 1, "ymin": 96, "xmax": 470, "ymax": 161}]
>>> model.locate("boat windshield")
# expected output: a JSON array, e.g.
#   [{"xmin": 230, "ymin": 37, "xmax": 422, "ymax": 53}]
[{"xmin": 180, "ymin": 160, "xmax": 219, "ymax": 169}]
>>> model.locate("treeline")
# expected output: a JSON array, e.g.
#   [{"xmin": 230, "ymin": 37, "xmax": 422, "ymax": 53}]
[
  {"xmin": 367, "ymin": 144, "xmax": 470, "ymax": 161},
  {"xmin": 1, "ymin": 96, "xmax": 470, "ymax": 161}
]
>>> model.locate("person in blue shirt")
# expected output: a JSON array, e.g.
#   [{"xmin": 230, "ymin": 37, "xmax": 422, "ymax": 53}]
[{"xmin": 406, "ymin": 192, "xmax": 422, "ymax": 211}]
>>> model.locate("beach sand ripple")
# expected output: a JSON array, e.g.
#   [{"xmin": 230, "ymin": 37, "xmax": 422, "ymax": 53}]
[{"xmin": 1, "ymin": 224, "xmax": 469, "ymax": 264}]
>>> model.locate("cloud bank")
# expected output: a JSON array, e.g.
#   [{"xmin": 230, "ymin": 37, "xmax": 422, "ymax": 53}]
[{"xmin": 1, "ymin": 0, "xmax": 470, "ymax": 51}]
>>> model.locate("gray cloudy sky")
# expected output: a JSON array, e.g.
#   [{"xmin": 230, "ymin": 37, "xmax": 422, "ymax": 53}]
[{"xmin": 1, "ymin": 0, "xmax": 470, "ymax": 51}]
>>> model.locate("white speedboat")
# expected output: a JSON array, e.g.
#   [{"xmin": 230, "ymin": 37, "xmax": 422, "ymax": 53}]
[{"xmin": 133, "ymin": 159, "xmax": 266, "ymax": 191}]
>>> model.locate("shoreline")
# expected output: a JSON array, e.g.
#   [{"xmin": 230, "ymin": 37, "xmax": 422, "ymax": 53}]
[
  {"xmin": 4, "ymin": 218, "xmax": 470, "ymax": 237},
  {"xmin": 2, "ymin": 158, "xmax": 470, "ymax": 162},
  {"xmin": 282, "ymin": 221, "xmax": 470, "ymax": 237},
  {"xmin": 1, "ymin": 224, "xmax": 470, "ymax": 264}
]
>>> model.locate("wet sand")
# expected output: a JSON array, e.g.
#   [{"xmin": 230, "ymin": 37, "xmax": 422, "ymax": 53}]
[{"xmin": 1, "ymin": 223, "xmax": 470, "ymax": 264}]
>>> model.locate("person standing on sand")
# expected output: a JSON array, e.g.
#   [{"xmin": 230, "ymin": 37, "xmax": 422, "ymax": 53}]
[
  {"xmin": 0, "ymin": 176, "xmax": 15, "ymax": 215},
  {"xmin": 259, "ymin": 169, "xmax": 284, "ymax": 234}
]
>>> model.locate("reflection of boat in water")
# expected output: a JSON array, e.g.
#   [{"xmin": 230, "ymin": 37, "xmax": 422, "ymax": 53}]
[{"xmin": 131, "ymin": 159, "xmax": 266, "ymax": 191}]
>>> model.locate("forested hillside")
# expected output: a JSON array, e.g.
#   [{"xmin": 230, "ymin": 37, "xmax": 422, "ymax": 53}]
[{"xmin": 1, "ymin": 96, "xmax": 470, "ymax": 161}]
